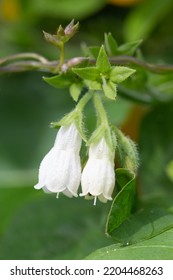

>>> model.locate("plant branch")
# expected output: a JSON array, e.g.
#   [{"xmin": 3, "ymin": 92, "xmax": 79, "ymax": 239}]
[
  {"xmin": 109, "ymin": 56, "xmax": 173, "ymax": 74},
  {"xmin": 1, "ymin": 53, "xmax": 173, "ymax": 74},
  {"xmin": 0, "ymin": 52, "xmax": 48, "ymax": 64}
]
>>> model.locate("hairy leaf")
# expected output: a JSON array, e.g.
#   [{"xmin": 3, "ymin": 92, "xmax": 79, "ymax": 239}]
[
  {"xmin": 96, "ymin": 45, "xmax": 111, "ymax": 73},
  {"xmin": 110, "ymin": 67, "xmax": 136, "ymax": 83},
  {"xmin": 43, "ymin": 72, "xmax": 75, "ymax": 88},
  {"xmin": 72, "ymin": 67, "xmax": 100, "ymax": 81}
]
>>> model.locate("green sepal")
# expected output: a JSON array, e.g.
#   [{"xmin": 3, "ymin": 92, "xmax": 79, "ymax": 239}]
[
  {"xmin": 74, "ymin": 114, "xmax": 87, "ymax": 142},
  {"xmin": 110, "ymin": 66, "xmax": 136, "ymax": 83},
  {"xmin": 96, "ymin": 45, "xmax": 111, "ymax": 73},
  {"xmin": 102, "ymin": 81, "xmax": 117, "ymax": 100},
  {"xmin": 87, "ymin": 125, "xmax": 105, "ymax": 146},
  {"xmin": 106, "ymin": 168, "xmax": 136, "ymax": 237},
  {"xmin": 51, "ymin": 109, "xmax": 87, "ymax": 142},
  {"xmin": 88, "ymin": 125, "xmax": 115, "ymax": 157},
  {"xmin": 43, "ymin": 31, "xmax": 62, "ymax": 48},
  {"xmin": 50, "ymin": 110, "xmax": 76, "ymax": 128},
  {"xmin": 57, "ymin": 24, "xmax": 64, "ymax": 37},
  {"xmin": 43, "ymin": 72, "xmax": 76, "ymax": 88},
  {"xmin": 69, "ymin": 83, "xmax": 83, "ymax": 102},
  {"xmin": 72, "ymin": 67, "xmax": 100, "ymax": 81}
]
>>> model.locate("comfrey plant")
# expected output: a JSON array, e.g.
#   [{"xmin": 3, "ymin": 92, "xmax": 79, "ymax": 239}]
[
  {"xmin": 33, "ymin": 21, "xmax": 139, "ymax": 208},
  {"xmin": 2, "ymin": 19, "xmax": 173, "ymax": 260}
]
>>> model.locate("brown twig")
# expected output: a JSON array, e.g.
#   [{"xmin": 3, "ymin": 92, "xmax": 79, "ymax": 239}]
[{"xmin": 1, "ymin": 53, "xmax": 173, "ymax": 74}]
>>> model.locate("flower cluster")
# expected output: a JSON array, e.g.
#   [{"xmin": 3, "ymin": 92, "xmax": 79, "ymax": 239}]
[
  {"xmin": 34, "ymin": 39, "xmax": 138, "ymax": 205},
  {"xmin": 34, "ymin": 123, "xmax": 116, "ymax": 204}
]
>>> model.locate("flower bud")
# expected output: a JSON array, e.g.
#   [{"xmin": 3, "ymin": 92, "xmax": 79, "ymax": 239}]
[
  {"xmin": 43, "ymin": 20, "xmax": 79, "ymax": 48},
  {"xmin": 115, "ymin": 128, "xmax": 139, "ymax": 173},
  {"xmin": 64, "ymin": 19, "xmax": 79, "ymax": 38}
]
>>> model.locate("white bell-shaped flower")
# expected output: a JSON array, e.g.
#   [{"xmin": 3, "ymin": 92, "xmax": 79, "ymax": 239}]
[
  {"xmin": 34, "ymin": 123, "xmax": 82, "ymax": 197},
  {"xmin": 80, "ymin": 137, "xmax": 115, "ymax": 204}
]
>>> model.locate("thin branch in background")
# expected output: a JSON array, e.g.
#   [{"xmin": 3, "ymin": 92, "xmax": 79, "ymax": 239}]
[
  {"xmin": 1, "ymin": 53, "xmax": 173, "ymax": 74},
  {"xmin": 0, "ymin": 53, "xmax": 48, "ymax": 64}
]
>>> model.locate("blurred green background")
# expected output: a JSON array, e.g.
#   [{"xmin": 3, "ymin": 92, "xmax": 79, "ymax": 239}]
[{"xmin": 0, "ymin": 0, "xmax": 173, "ymax": 259}]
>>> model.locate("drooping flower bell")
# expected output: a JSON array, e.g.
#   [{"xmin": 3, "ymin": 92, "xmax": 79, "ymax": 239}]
[
  {"xmin": 34, "ymin": 123, "xmax": 82, "ymax": 198},
  {"xmin": 80, "ymin": 137, "xmax": 115, "ymax": 204}
]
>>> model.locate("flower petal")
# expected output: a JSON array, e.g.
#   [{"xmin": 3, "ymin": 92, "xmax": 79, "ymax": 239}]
[
  {"xmin": 54, "ymin": 123, "xmax": 82, "ymax": 152},
  {"xmin": 81, "ymin": 137, "xmax": 115, "ymax": 202},
  {"xmin": 89, "ymin": 137, "xmax": 111, "ymax": 159}
]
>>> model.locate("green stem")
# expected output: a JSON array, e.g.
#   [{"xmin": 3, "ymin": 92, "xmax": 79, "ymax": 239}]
[
  {"xmin": 91, "ymin": 92, "xmax": 115, "ymax": 151},
  {"xmin": 93, "ymin": 92, "xmax": 109, "ymax": 127},
  {"xmin": 76, "ymin": 91, "xmax": 92, "ymax": 112},
  {"xmin": 54, "ymin": 43, "xmax": 65, "ymax": 73},
  {"xmin": 59, "ymin": 43, "xmax": 65, "ymax": 67}
]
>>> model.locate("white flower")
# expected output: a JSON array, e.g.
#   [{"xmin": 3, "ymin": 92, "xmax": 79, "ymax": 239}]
[
  {"xmin": 80, "ymin": 137, "xmax": 115, "ymax": 204},
  {"xmin": 34, "ymin": 123, "xmax": 82, "ymax": 197}
]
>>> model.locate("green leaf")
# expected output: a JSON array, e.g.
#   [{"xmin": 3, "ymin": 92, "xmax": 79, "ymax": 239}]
[
  {"xmin": 104, "ymin": 33, "xmax": 118, "ymax": 56},
  {"xmin": 69, "ymin": 83, "xmax": 83, "ymax": 102},
  {"xmin": 72, "ymin": 67, "xmax": 100, "ymax": 81},
  {"xmin": 107, "ymin": 205, "xmax": 173, "ymax": 245},
  {"xmin": 43, "ymin": 72, "xmax": 75, "ymax": 88},
  {"xmin": 102, "ymin": 81, "xmax": 117, "ymax": 100},
  {"xmin": 118, "ymin": 40, "xmax": 142, "ymax": 55},
  {"xmin": 96, "ymin": 45, "xmax": 111, "ymax": 73},
  {"xmin": 106, "ymin": 168, "xmax": 136, "ymax": 236},
  {"xmin": 124, "ymin": 0, "xmax": 173, "ymax": 41},
  {"xmin": 110, "ymin": 66, "xmax": 136, "ymax": 83},
  {"xmin": 86, "ymin": 228, "xmax": 173, "ymax": 259},
  {"xmin": 104, "ymin": 33, "xmax": 142, "ymax": 56}
]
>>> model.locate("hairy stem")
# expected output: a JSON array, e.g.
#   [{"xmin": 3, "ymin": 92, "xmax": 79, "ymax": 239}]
[
  {"xmin": 76, "ymin": 91, "xmax": 92, "ymax": 112},
  {"xmin": 93, "ymin": 92, "xmax": 109, "ymax": 127}
]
